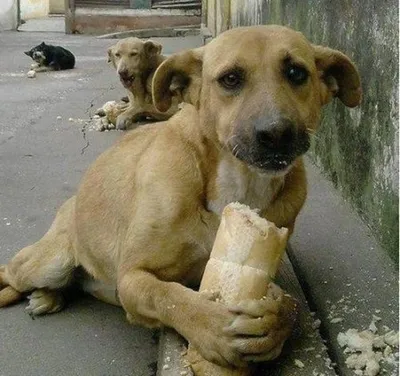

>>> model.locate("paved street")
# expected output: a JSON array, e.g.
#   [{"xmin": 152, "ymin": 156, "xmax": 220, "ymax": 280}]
[{"xmin": 0, "ymin": 30, "xmax": 202, "ymax": 376}]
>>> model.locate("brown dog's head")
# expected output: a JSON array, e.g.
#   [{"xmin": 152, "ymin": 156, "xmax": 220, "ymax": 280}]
[
  {"xmin": 108, "ymin": 37, "xmax": 162, "ymax": 89},
  {"xmin": 152, "ymin": 25, "xmax": 362, "ymax": 175}
]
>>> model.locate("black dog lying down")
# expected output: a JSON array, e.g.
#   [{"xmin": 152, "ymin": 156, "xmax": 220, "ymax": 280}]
[{"xmin": 25, "ymin": 42, "xmax": 75, "ymax": 72}]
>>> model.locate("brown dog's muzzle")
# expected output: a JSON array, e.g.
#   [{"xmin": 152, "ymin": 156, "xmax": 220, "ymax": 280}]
[
  {"xmin": 233, "ymin": 115, "xmax": 310, "ymax": 173},
  {"xmin": 118, "ymin": 69, "xmax": 135, "ymax": 88}
]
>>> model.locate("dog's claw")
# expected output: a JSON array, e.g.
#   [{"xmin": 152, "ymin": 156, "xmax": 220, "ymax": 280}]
[{"xmin": 116, "ymin": 115, "xmax": 130, "ymax": 130}]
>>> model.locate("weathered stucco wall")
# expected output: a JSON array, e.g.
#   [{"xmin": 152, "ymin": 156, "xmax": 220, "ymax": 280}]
[
  {"xmin": 0, "ymin": 0, "xmax": 18, "ymax": 30},
  {"xmin": 49, "ymin": 0, "xmax": 65, "ymax": 14},
  {"xmin": 20, "ymin": 0, "xmax": 49, "ymax": 20},
  {"xmin": 205, "ymin": 0, "xmax": 399, "ymax": 261}
]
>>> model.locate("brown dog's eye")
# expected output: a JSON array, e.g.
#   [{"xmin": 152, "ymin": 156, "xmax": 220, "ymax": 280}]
[
  {"xmin": 285, "ymin": 64, "xmax": 309, "ymax": 85},
  {"xmin": 218, "ymin": 71, "xmax": 244, "ymax": 91},
  {"xmin": 115, "ymin": 53, "xmax": 121, "ymax": 58},
  {"xmin": 129, "ymin": 52, "xmax": 137, "ymax": 57}
]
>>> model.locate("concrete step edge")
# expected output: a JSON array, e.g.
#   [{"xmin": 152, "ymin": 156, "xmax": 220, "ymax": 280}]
[{"xmin": 97, "ymin": 26, "xmax": 200, "ymax": 39}]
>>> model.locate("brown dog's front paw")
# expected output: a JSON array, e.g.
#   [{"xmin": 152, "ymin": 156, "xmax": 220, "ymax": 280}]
[
  {"xmin": 95, "ymin": 107, "xmax": 106, "ymax": 117},
  {"xmin": 116, "ymin": 114, "xmax": 132, "ymax": 130},
  {"xmin": 187, "ymin": 285, "xmax": 298, "ymax": 368},
  {"xmin": 225, "ymin": 283, "xmax": 298, "ymax": 363},
  {"xmin": 26, "ymin": 289, "xmax": 65, "ymax": 316},
  {"xmin": 186, "ymin": 301, "xmax": 247, "ymax": 368}
]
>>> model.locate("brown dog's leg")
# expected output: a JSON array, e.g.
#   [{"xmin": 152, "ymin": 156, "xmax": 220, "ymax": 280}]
[
  {"xmin": 118, "ymin": 269, "xmax": 241, "ymax": 366},
  {"xmin": 115, "ymin": 106, "xmax": 139, "ymax": 130},
  {"xmin": 0, "ymin": 197, "xmax": 77, "ymax": 314},
  {"xmin": 118, "ymin": 269, "xmax": 296, "ymax": 368}
]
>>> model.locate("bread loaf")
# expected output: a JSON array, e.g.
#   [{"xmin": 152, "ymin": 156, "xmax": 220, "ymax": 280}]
[{"xmin": 187, "ymin": 202, "xmax": 289, "ymax": 376}]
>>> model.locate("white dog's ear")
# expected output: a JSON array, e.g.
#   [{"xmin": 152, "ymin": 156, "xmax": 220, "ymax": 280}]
[
  {"xmin": 313, "ymin": 45, "xmax": 362, "ymax": 107},
  {"xmin": 144, "ymin": 40, "xmax": 162, "ymax": 56},
  {"xmin": 152, "ymin": 47, "xmax": 204, "ymax": 112}
]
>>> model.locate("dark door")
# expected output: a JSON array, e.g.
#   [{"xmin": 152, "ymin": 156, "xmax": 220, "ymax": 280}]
[
  {"xmin": 151, "ymin": 0, "xmax": 201, "ymax": 10},
  {"xmin": 74, "ymin": 0, "xmax": 129, "ymax": 7}
]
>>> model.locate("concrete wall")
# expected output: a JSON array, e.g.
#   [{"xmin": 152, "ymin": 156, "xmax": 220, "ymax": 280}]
[
  {"xmin": 21, "ymin": 0, "xmax": 49, "ymax": 20},
  {"xmin": 0, "ymin": 0, "xmax": 18, "ymax": 30},
  {"xmin": 49, "ymin": 0, "xmax": 65, "ymax": 14},
  {"xmin": 204, "ymin": 0, "xmax": 399, "ymax": 261}
]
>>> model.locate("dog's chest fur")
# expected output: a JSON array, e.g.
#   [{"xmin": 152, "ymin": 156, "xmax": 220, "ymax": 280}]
[{"xmin": 207, "ymin": 156, "xmax": 284, "ymax": 215}]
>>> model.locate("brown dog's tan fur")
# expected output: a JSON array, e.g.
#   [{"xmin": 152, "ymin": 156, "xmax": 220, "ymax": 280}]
[
  {"xmin": 0, "ymin": 26, "xmax": 361, "ymax": 369},
  {"xmin": 107, "ymin": 37, "xmax": 178, "ymax": 130}
]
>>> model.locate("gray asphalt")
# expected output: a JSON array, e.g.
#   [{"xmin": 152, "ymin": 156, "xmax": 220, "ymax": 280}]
[{"xmin": 0, "ymin": 31, "xmax": 202, "ymax": 376}]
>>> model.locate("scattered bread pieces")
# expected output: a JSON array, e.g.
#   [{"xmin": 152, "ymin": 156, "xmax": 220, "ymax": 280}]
[{"xmin": 338, "ymin": 327, "xmax": 399, "ymax": 376}]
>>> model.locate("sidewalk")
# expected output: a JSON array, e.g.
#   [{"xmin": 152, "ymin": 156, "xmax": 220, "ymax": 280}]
[
  {"xmin": 0, "ymin": 30, "xmax": 202, "ymax": 376},
  {"xmin": 18, "ymin": 16, "xmax": 65, "ymax": 33}
]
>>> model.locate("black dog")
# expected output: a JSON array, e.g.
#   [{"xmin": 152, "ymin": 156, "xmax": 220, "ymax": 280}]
[{"xmin": 24, "ymin": 42, "xmax": 75, "ymax": 72}]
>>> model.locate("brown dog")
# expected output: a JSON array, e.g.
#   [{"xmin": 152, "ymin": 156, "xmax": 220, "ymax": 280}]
[
  {"xmin": 0, "ymin": 26, "xmax": 361, "ymax": 369},
  {"xmin": 105, "ymin": 37, "xmax": 178, "ymax": 130}
]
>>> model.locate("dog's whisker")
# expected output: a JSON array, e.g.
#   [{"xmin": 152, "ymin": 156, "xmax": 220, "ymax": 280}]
[
  {"xmin": 232, "ymin": 144, "xmax": 241, "ymax": 158},
  {"xmin": 222, "ymin": 134, "xmax": 240, "ymax": 152}
]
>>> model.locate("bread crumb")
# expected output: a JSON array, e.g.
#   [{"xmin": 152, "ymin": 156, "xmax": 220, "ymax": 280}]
[
  {"xmin": 294, "ymin": 359, "xmax": 305, "ymax": 368},
  {"xmin": 338, "ymin": 327, "xmax": 399, "ymax": 375},
  {"xmin": 384, "ymin": 346, "xmax": 393, "ymax": 357},
  {"xmin": 365, "ymin": 358, "xmax": 380, "ymax": 376},
  {"xmin": 304, "ymin": 347, "xmax": 316, "ymax": 352},
  {"xmin": 312, "ymin": 319, "xmax": 321, "ymax": 330},
  {"xmin": 384, "ymin": 331, "xmax": 399, "ymax": 347},
  {"xmin": 369, "ymin": 321, "xmax": 378, "ymax": 333}
]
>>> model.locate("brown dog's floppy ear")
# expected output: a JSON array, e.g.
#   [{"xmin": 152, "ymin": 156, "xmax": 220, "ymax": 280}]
[
  {"xmin": 107, "ymin": 47, "xmax": 114, "ymax": 65},
  {"xmin": 144, "ymin": 40, "xmax": 162, "ymax": 56},
  {"xmin": 152, "ymin": 47, "xmax": 204, "ymax": 113},
  {"xmin": 313, "ymin": 45, "xmax": 362, "ymax": 107}
]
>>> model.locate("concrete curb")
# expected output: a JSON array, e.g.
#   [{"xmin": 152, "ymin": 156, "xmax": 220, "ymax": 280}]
[{"xmin": 97, "ymin": 26, "xmax": 200, "ymax": 39}]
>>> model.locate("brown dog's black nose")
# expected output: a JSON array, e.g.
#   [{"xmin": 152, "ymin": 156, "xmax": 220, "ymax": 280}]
[
  {"xmin": 118, "ymin": 69, "xmax": 130, "ymax": 79},
  {"xmin": 255, "ymin": 119, "xmax": 295, "ymax": 150}
]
